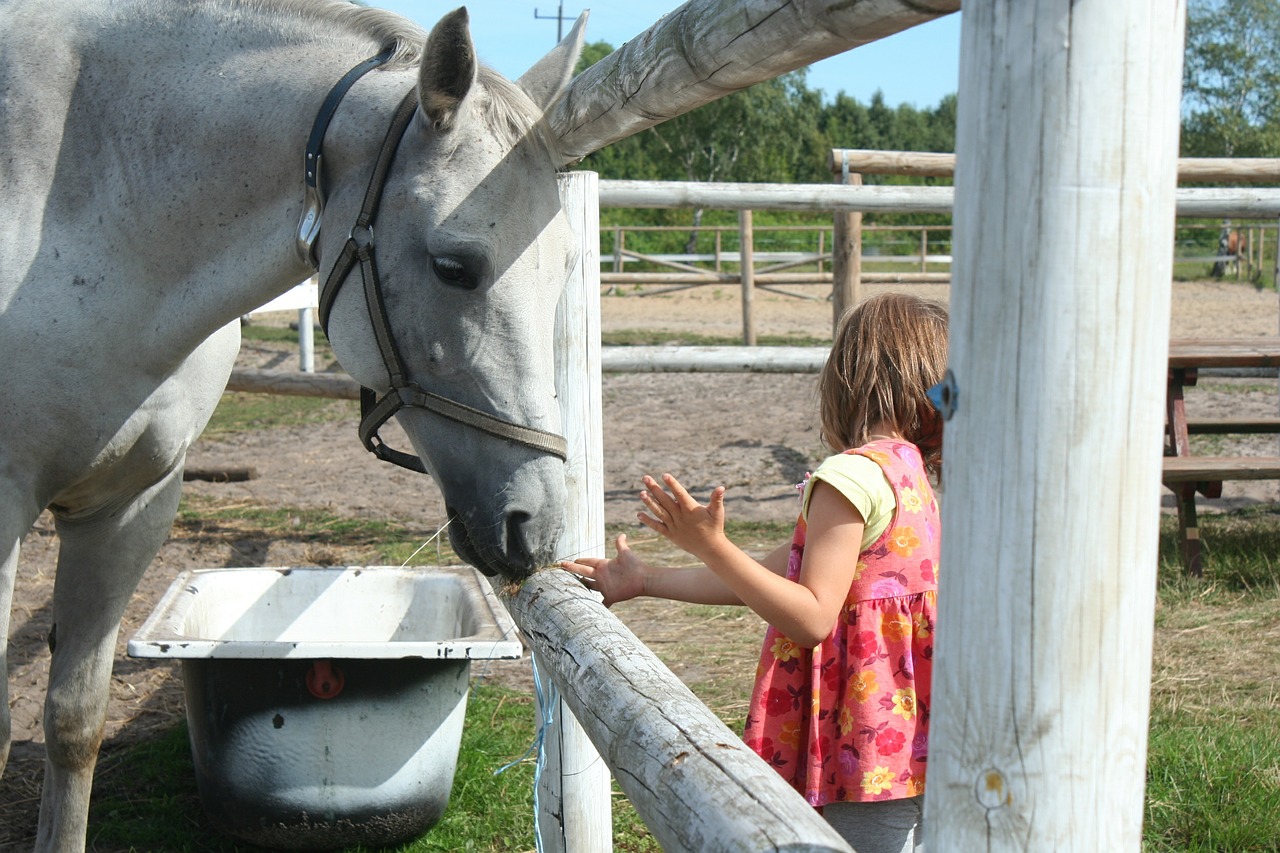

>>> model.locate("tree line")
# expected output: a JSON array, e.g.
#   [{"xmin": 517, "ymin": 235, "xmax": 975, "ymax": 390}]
[
  {"xmin": 581, "ymin": 0, "xmax": 1278, "ymax": 183},
  {"xmin": 579, "ymin": 0, "xmax": 1277, "ymax": 254}
]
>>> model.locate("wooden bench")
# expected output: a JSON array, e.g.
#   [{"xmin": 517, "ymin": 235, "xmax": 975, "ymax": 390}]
[
  {"xmin": 1162, "ymin": 456, "xmax": 1280, "ymax": 577},
  {"xmin": 1164, "ymin": 338, "xmax": 1280, "ymax": 576},
  {"xmin": 1185, "ymin": 418, "xmax": 1280, "ymax": 435},
  {"xmin": 1163, "ymin": 457, "xmax": 1280, "ymax": 483}
]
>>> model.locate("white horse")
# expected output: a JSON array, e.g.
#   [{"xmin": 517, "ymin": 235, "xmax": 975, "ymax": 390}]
[{"xmin": 0, "ymin": 1, "xmax": 585, "ymax": 847}]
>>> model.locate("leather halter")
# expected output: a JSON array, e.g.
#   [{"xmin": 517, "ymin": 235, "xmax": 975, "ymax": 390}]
[{"xmin": 297, "ymin": 52, "xmax": 569, "ymax": 473}]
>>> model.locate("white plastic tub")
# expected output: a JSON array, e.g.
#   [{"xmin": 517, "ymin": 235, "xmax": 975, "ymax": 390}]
[{"xmin": 129, "ymin": 565, "xmax": 522, "ymax": 850}]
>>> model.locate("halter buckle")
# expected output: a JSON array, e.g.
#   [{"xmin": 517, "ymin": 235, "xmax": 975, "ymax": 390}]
[{"xmin": 297, "ymin": 178, "xmax": 324, "ymax": 268}]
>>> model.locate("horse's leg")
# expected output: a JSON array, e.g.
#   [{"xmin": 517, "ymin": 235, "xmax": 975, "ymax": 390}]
[
  {"xmin": 35, "ymin": 467, "xmax": 185, "ymax": 852},
  {"xmin": 0, "ymin": 499, "xmax": 42, "ymax": 779},
  {"xmin": 0, "ymin": 529, "xmax": 22, "ymax": 776}
]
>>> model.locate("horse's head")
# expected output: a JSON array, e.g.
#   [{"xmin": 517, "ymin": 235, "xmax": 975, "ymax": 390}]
[{"xmin": 320, "ymin": 8, "xmax": 583, "ymax": 579}]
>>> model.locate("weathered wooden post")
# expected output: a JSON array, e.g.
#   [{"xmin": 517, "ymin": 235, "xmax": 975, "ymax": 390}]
[
  {"xmin": 508, "ymin": 170, "xmax": 852, "ymax": 853},
  {"xmin": 927, "ymin": 1, "xmax": 1187, "ymax": 848},
  {"xmin": 533, "ymin": 170, "xmax": 612, "ymax": 853},
  {"xmin": 830, "ymin": 152, "xmax": 861, "ymax": 334},
  {"xmin": 739, "ymin": 209, "xmax": 756, "ymax": 345}
]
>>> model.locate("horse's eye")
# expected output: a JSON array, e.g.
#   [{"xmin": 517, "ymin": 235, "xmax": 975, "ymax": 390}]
[{"xmin": 432, "ymin": 256, "xmax": 475, "ymax": 289}]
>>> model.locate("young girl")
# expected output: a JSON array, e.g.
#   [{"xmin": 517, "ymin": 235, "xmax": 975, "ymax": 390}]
[{"xmin": 561, "ymin": 292, "xmax": 947, "ymax": 853}]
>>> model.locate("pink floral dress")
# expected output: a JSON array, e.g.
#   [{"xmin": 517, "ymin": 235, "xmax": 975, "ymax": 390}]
[{"xmin": 743, "ymin": 439, "xmax": 939, "ymax": 806}]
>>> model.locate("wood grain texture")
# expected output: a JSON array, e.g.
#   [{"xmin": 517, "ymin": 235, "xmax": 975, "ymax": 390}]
[
  {"xmin": 507, "ymin": 570, "xmax": 853, "ymax": 853},
  {"xmin": 827, "ymin": 149, "xmax": 1280, "ymax": 183},
  {"xmin": 551, "ymin": 0, "xmax": 960, "ymax": 162},
  {"xmin": 927, "ymin": 1, "xmax": 1186, "ymax": 848}
]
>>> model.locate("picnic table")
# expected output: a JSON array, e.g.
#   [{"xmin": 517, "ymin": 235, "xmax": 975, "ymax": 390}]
[{"xmin": 1164, "ymin": 337, "xmax": 1280, "ymax": 575}]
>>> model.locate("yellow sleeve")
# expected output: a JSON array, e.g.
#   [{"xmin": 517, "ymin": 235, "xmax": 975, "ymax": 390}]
[{"xmin": 801, "ymin": 453, "xmax": 896, "ymax": 549}]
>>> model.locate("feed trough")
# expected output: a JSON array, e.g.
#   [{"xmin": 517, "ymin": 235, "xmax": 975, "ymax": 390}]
[{"xmin": 128, "ymin": 565, "xmax": 522, "ymax": 850}]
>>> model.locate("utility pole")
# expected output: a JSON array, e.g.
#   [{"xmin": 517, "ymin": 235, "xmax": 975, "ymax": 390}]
[{"xmin": 534, "ymin": 3, "xmax": 573, "ymax": 42}]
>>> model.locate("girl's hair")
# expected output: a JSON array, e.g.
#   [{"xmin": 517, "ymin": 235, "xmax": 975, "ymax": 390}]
[{"xmin": 819, "ymin": 293, "xmax": 949, "ymax": 476}]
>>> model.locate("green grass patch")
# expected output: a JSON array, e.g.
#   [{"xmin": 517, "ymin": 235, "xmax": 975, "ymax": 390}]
[
  {"xmin": 240, "ymin": 324, "xmax": 328, "ymax": 347},
  {"xmin": 203, "ymin": 392, "xmax": 352, "ymax": 438},
  {"xmin": 1145, "ymin": 709, "xmax": 1280, "ymax": 852},
  {"xmin": 1145, "ymin": 507, "xmax": 1280, "ymax": 850},
  {"xmin": 174, "ymin": 494, "xmax": 460, "ymax": 566},
  {"xmin": 88, "ymin": 686, "xmax": 549, "ymax": 852}
]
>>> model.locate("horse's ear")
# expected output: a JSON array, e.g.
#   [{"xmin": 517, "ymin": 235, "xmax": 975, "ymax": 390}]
[
  {"xmin": 516, "ymin": 10, "xmax": 588, "ymax": 112},
  {"xmin": 419, "ymin": 7, "xmax": 477, "ymax": 130}
]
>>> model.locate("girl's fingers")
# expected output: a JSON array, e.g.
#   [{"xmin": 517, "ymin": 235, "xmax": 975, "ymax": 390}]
[
  {"xmin": 662, "ymin": 473, "xmax": 695, "ymax": 507},
  {"xmin": 639, "ymin": 491, "xmax": 666, "ymax": 520},
  {"xmin": 560, "ymin": 559, "xmax": 595, "ymax": 576},
  {"xmin": 637, "ymin": 512, "xmax": 664, "ymax": 534},
  {"xmin": 641, "ymin": 475, "xmax": 678, "ymax": 512}
]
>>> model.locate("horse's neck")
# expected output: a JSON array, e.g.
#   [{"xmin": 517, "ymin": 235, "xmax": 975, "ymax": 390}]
[{"xmin": 40, "ymin": 5, "xmax": 414, "ymax": 350}]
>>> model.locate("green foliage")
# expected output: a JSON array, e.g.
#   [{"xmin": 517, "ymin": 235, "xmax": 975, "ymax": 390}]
[
  {"xmin": 575, "ymin": 19, "xmax": 1277, "ymax": 184},
  {"xmin": 575, "ymin": 41, "xmax": 960, "ymax": 240},
  {"xmin": 575, "ymin": 39, "xmax": 613, "ymax": 74},
  {"xmin": 1182, "ymin": 0, "xmax": 1280, "ymax": 158}
]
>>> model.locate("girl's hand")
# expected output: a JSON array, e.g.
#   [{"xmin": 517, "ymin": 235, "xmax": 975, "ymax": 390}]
[
  {"xmin": 638, "ymin": 473, "xmax": 728, "ymax": 560},
  {"xmin": 560, "ymin": 533, "xmax": 648, "ymax": 607}
]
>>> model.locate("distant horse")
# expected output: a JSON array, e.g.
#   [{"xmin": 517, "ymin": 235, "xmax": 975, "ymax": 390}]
[
  {"xmin": 1212, "ymin": 227, "xmax": 1249, "ymax": 278},
  {"xmin": 0, "ymin": 1, "xmax": 584, "ymax": 847}
]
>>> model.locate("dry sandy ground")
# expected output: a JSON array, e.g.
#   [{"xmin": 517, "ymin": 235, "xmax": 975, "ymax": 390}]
[{"xmin": 4, "ymin": 279, "xmax": 1280, "ymax": 848}]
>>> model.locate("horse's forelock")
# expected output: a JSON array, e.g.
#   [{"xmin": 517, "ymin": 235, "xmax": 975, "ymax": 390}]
[{"xmin": 475, "ymin": 67, "xmax": 567, "ymax": 166}]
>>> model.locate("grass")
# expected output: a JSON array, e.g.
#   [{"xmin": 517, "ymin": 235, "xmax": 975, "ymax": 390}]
[
  {"xmin": 173, "ymin": 493, "xmax": 461, "ymax": 567},
  {"xmin": 1144, "ymin": 507, "xmax": 1280, "ymax": 851},
  {"xmin": 84, "ymin": 495, "xmax": 1280, "ymax": 850},
  {"xmin": 87, "ymin": 687, "xmax": 543, "ymax": 853},
  {"xmin": 202, "ymin": 392, "xmax": 351, "ymax": 438}
]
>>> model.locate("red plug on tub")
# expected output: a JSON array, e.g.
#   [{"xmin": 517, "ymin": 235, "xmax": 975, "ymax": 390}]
[{"xmin": 306, "ymin": 660, "xmax": 345, "ymax": 699}]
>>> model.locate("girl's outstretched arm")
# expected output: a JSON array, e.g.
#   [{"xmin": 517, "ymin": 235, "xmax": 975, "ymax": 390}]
[
  {"xmin": 561, "ymin": 533, "xmax": 754, "ymax": 607},
  {"xmin": 642, "ymin": 473, "xmax": 862, "ymax": 648}
]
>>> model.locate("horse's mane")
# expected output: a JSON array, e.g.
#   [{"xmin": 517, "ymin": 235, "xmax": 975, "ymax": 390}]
[
  {"xmin": 236, "ymin": 0, "xmax": 427, "ymax": 66},
  {"xmin": 245, "ymin": 0, "xmax": 560, "ymax": 159}
]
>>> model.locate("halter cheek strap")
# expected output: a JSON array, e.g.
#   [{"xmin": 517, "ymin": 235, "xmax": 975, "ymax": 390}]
[
  {"xmin": 302, "ymin": 53, "xmax": 568, "ymax": 473},
  {"xmin": 297, "ymin": 48, "xmax": 394, "ymax": 266}
]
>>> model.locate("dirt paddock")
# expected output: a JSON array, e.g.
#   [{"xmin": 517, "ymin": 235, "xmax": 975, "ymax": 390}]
[{"xmin": 4, "ymin": 279, "xmax": 1280, "ymax": 848}]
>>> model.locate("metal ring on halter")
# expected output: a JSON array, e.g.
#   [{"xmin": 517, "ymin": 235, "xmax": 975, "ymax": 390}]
[{"xmin": 350, "ymin": 222, "xmax": 374, "ymax": 250}]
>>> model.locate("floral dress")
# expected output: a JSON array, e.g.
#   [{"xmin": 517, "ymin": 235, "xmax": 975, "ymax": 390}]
[{"xmin": 742, "ymin": 439, "xmax": 939, "ymax": 806}]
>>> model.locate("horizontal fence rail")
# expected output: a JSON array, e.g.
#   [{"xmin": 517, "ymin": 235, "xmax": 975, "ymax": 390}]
[
  {"xmin": 826, "ymin": 149, "xmax": 1280, "ymax": 184},
  {"xmin": 599, "ymin": 180, "xmax": 1280, "ymax": 218}
]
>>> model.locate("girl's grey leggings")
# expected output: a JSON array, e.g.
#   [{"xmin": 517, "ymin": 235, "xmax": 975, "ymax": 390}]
[{"xmin": 822, "ymin": 795, "xmax": 924, "ymax": 853}]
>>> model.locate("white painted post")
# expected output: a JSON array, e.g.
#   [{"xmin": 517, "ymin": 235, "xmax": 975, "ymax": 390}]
[
  {"xmin": 537, "ymin": 170, "xmax": 612, "ymax": 853},
  {"xmin": 927, "ymin": 1, "xmax": 1186, "ymax": 849},
  {"xmin": 298, "ymin": 306, "xmax": 315, "ymax": 373}
]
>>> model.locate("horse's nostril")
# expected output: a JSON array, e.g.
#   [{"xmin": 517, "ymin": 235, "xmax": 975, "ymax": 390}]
[{"xmin": 505, "ymin": 510, "xmax": 535, "ymax": 567}]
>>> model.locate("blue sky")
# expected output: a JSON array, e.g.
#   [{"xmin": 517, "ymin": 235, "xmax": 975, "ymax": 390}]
[{"xmin": 375, "ymin": 2, "xmax": 962, "ymax": 110}]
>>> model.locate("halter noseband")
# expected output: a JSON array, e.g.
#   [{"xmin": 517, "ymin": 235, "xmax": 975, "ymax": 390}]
[{"xmin": 296, "ymin": 52, "xmax": 568, "ymax": 473}]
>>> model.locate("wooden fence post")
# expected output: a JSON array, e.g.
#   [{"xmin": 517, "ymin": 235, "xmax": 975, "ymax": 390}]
[
  {"xmin": 831, "ymin": 153, "xmax": 862, "ymax": 333},
  {"xmin": 927, "ymin": 1, "xmax": 1186, "ymax": 848},
  {"xmin": 536, "ymin": 170, "xmax": 612, "ymax": 853},
  {"xmin": 508, "ymin": 571, "xmax": 853, "ymax": 853},
  {"xmin": 739, "ymin": 209, "xmax": 756, "ymax": 345}
]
